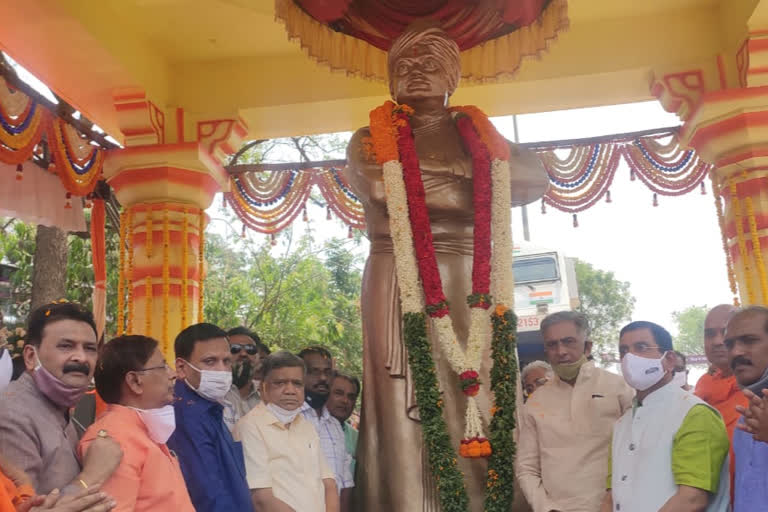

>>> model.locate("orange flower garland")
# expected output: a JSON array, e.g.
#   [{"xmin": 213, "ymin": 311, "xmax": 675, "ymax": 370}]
[
  {"xmin": 711, "ymin": 173, "xmax": 739, "ymax": 305},
  {"xmin": 198, "ymin": 213, "xmax": 205, "ymax": 322},
  {"xmin": 162, "ymin": 208, "xmax": 170, "ymax": 349},
  {"xmin": 181, "ymin": 208, "xmax": 189, "ymax": 329},
  {"xmin": 368, "ymin": 101, "xmax": 399, "ymax": 164},
  {"xmin": 730, "ymin": 178, "xmax": 756, "ymax": 304},
  {"xmin": 743, "ymin": 172, "xmax": 768, "ymax": 304},
  {"xmin": 145, "ymin": 276, "xmax": 153, "ymax": 336},
  {"xmin": 145, "ymin": 208, "xmax": 153, "ymax": 258},
  {"xmin": 126, "ymin": 209, "xmax": 135, "ymax": 333}
]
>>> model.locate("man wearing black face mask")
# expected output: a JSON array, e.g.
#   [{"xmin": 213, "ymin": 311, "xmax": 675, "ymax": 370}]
[
  {"xmin": 0, "ymin": 302, "xmax": 122, "ymax": 500},
  {"xmin": 299, "ymin": 347, "xmax": 354, "ymax": 505},
  {"xmin": 222, "ymin": 327, "xmax": 263, "ymax": 431}
]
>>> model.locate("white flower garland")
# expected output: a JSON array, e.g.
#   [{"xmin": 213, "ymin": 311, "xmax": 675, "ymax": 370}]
[{"xmin": 383, "ymin": 147, "xmax": 515, "ymax": 441}]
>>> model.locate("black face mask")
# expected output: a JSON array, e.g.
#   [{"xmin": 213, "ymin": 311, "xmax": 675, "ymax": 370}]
[
  {"xmin": 305, "ymin": 389, "xmax": 329, "ymax": 409},
  {"xmin": 232, "ymin": 360, "xmax": 253, "ymax": 389}
]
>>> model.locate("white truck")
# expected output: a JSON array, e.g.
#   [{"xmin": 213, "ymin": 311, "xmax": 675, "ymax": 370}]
[{"xmin": 512, "ymin": 244, "xmax": 580, "ymax": 365}]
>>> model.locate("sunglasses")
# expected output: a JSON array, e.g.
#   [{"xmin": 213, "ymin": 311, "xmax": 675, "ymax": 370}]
[{"xmin": 230, "ymin": 344, "xmax": 259, "ymax": 355}]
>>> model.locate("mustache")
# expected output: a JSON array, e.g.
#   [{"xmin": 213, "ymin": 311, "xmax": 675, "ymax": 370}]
[
  {"xmin": 731, "ymin": 356, "xmax": 753, "ymax": 369},
  {"xmin": 63, "ymin": 362, "xmax": 90, "ymax": 374}
]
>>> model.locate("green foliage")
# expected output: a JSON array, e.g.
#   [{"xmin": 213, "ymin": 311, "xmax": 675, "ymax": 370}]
[
  {"xmin": 0, "ymin": 217, "xmax": 120, "ymax": 335},
  {"xmin": 672, "ymin": 305, "xmax": 708, "ymax": 356},
  {"xmin": 485, "ymin": 307, "xmax": 519, "ymax": 510},
  {"xmin": 402, "ymin": 311, "xmax": 469, "ymax": 512},
  {"xmin": 574, "ymin": 259, "xmax": 636, "ymax": 357},
  {"xmin": 203, "ymin": 220, "xmax": 363, "ymax": 377}
]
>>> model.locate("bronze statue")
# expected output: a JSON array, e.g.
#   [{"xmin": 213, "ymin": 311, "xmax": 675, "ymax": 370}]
[{"xmin": 345, "ymin": 23, "xmax": 548, "ymax": 512}]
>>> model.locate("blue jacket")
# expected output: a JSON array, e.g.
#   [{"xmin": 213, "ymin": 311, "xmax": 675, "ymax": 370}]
[
  {"xmin": 168, "ymin": 380, "xmax": 252, "ymax": 511},
  {"xmin": 733, "ymin": 417, "xmax": 768, "ymax": 512}
]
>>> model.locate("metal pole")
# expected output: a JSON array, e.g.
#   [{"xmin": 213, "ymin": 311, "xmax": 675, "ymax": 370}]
[{"xmin": 512, "ymin": 115, "xmax": 531, "ymax": 242}]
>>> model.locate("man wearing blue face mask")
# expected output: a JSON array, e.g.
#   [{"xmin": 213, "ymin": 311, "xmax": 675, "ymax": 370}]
[
  {"xmin": 601, "ymin": 321, "xmax": 730, "ymax": 512},
  {"xmin": 167, "ymin": 323, "xmax": 252, "ymax": 512}
]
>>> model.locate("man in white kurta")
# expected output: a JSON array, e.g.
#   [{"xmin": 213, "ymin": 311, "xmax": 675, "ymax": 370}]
[{"xmin": 516, "ymin": 311, "xmax": 634, "ymax": 512}]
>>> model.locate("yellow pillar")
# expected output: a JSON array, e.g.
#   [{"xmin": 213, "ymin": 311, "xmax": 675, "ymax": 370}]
[
  {"xmin": 652, "ymin": 10, "xmax": 768, "ymax": 306},
  {"xmin": 103, "ymin": 92, "xmax": 245, "ymax": 359}
]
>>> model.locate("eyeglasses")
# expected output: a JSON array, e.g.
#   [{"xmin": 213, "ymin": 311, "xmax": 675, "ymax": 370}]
[
  {"xmin": 704, "ymin": 327, "xmax": 726, "ymax": 339},
  {"xmin": 134, "ymin": 362, "xmax": 170, "ymax": 373},
  {"xmin": 619, "ymin": 343, "xmax": 662, "ymax": 358},
  {"xmin": 230, "ymin": 344, "xmax": 259, "ymax": 356}
]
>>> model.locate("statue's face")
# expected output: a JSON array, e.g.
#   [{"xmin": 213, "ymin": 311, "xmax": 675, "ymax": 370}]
[{"xmin": 390, "ymin": 43, "xmax": 451, "ymax": 104}]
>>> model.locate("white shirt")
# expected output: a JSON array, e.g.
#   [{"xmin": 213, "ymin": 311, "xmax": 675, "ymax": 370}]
[
  {"xmin": 300, "ymin": 402, "xmax": 354, "ymax": 492},
  {"xmin": 516, "ymin": 362, "xmax": 634, "ymax": 512}
]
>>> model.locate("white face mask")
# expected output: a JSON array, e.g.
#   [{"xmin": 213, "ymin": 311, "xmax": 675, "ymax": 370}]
[
  {"xmin": 0, "ymin": 349, "xmax": 12, "ymax": 393},
  {"xmin": 621, "ymin": 352, "xmax": 668, "ymax": 391},
  {"xmin": 183, "ymin": 360, "xmax": 232, "ymax": 402},
  {"xmin": 672, "ymin": 371, "xmax": 688, "ymax": 389},
  {"xmin": 130, "ymin": 405, "xmax": 176, "ymax": 444},
  {"xmin": 266, "ymin": 403, "xmax": 301, "ymax": 425}
]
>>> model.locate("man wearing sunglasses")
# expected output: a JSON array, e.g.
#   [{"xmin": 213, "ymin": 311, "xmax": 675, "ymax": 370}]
[{"xmin": 223, "ymin": 327, "xmax": 264, "ymax": 431}]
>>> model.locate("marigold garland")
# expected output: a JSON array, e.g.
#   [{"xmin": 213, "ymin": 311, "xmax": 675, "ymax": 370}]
[
  {"xmin": 181, "ymin": 208, "xmax": 189, "ymax": 328},
  {"xmin": 116, "ymin": 209, "xmax": 127, "ymax": 334},
  {"xmin": 146, "ymin": 208, "xmax": 154, "ymax": 258},
  {"xmin": 145, "ymin": 275, "xmax": 153, "ymax": 336},
  {"xmin": 742, "ymin": 172, "xmax": 768, "ymax": 304},
  {"xmin": 162, "ymin": 208, "xmax": 170, "ymax": 350},
  {"xmin": 126, "ymin": 209, "xmax": 135, "ymax": 333},
  {"xmin": 370, "ymin": 101, "xmax": 519, "ymax": 512},
  {"xmin": 198, "ymin": 214, "xmax": 205, "ymax": 322},
  {"xmin": 730, "ymin": 179, "xmax": 756, "ymax": 304},
  {"xmin": 711, "ymin": 174, "xmax": 739, "ymax": 305}
]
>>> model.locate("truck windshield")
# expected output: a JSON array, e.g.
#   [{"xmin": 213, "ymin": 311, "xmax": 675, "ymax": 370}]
[{"xmin": 513, "ymin": 255, "xmax": 558, "ymax": 283}]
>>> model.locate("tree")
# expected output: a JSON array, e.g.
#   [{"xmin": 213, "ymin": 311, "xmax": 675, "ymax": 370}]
[
  {"xmin": 0, "ymin": 216, "xmax": 121, "ymax": 334},
  {"xmin": 203, "ymin": 217, "xmax": 364, "ymax": 377},
  {"xmin": 574, "ymin": 259, "xmax": 636, "ymax": 359},
  {"xmin": 671, "ymin": 305, "xmax": 707, "ymax": 356}
]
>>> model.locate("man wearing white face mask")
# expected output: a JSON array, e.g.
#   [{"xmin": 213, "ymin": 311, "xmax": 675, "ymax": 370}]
[
  {"xmin": 235, "ymin": 351, "xmax": 339, "ymax": 512},
  {"xmin": 600, "ymin": 321, "xmax": 730, "ymax": 512},
  {"xmin": 78, "ymin": 335, "xmax": 193, "ymax": 511},
  {"xmin": 166, "ymin": 323, "xmax": 252, "ymax": 512}
]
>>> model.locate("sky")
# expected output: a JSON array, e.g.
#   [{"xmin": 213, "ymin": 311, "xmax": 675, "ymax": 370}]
[{"xmin": 222, "ymin": 100, "xmax": 730, "ymax": 337}]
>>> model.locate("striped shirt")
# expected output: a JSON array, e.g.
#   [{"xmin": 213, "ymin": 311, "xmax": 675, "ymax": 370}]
[{"xmin": 301, "ymin": 402, "xmax": 354, "ymax": 491}]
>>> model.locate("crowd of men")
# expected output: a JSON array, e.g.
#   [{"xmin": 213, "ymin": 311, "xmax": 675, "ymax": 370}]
[
  {"xmin": 0, "ymin": 302, "xmax": 359, "ymax": 512},
  {"xmin": 0, "ymin": 300, "xmax": 767, "ymax": 511},
  {"xmin": 517, "ymin": 306, "xmax": 768, "ymax": 512}
]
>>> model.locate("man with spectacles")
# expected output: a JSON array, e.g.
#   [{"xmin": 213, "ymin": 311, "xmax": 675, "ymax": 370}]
[
  {"xmin": 299, "ymin": 347, "xmax": 354, "ymax": 508},
  {"xmin": 222, "ymin": 326, "xmax": 264, "ymax": 431},
  {"xmin": 521, "ymin": 360, "xmax": 553, "ymax": 402},
  {"xmin": 601, "ymin": 321, "xmax": 729, "ymax": 512},
  {"xmin": 78, "ymin": 335, "xmax": 193, "ymax": 511},
  {"xmin": 517, "ymin": 311, "xmax": 633, "ymax": 512}
]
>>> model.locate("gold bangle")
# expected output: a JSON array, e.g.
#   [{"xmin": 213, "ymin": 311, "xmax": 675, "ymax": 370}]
[{"xmin": 78, "ymin": 479, "xmax": 88, "ymax": 489}]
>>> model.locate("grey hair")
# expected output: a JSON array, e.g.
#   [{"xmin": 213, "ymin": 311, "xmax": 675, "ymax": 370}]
[
  {"xmin": 521, "ymin": 360, "xmax": 553, "ymax": 381},
  {"xmin": 540, "ymin": 310, "xmax": 591, "ymax": 338}
]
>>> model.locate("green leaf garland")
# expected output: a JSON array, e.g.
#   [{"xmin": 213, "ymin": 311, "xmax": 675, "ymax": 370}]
[
  {"xmin": 402, "ymin": 312, "xmax": 470, "ymax": 511},
  {"xmin": 485, "ymin": 306, "xmax": 519, "ymax": 510}
]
